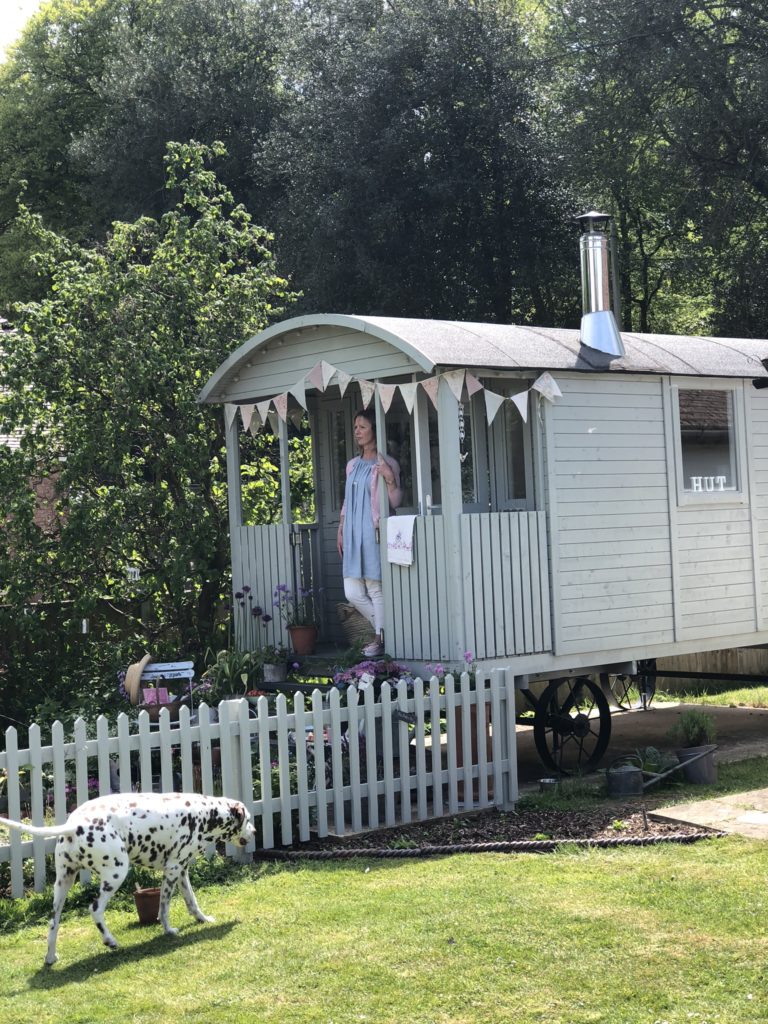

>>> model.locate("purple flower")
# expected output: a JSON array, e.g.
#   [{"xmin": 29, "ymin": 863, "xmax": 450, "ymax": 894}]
[
  {"xmin": 235, "ymin": 591, "xmax": 243, "ymax": 600},
  {"xmin": 464, "ymin": 650, "xmax": 474, "ymax": 664},
  {"xmin": 242, "ymin": 585, "xmax": 251, "ymax": 594},
  {"xmin": 261, "ymin": 614, "xmax": 272, "ymax": 624}
]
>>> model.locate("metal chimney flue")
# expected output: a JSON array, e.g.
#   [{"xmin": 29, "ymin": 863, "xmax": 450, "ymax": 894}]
[{"xmin": 576, "ymin": 210, "xmax": 624, "ymax": 358}]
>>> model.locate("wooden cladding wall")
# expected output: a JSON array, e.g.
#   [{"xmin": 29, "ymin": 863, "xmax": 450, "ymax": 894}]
[
  {"xmin": 382, "ymin": 512, "xmax": 551, "ymax": 661},
  {"xmin": 232, "ymin": 524, "xmax": 292, "ymax": 651},
  {"xmin": 549, "ymin": 377, "xmax": 676, "ymax": 656}
]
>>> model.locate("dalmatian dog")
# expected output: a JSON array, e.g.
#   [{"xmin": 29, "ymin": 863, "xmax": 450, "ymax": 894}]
[{"xmin": 0, "ymin": 792, "xmax": 256, "ymax": 965}]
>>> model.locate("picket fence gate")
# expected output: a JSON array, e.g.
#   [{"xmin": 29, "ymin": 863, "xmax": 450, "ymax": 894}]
[{"xmin": 0, "ymin": 672, "xmax": 519, "ymax": 898}]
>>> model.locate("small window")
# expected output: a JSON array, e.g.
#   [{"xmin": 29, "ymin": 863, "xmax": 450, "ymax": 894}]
[{"xmin": 677, "ymin": 388, "xmax": 739, "ymax": 497}]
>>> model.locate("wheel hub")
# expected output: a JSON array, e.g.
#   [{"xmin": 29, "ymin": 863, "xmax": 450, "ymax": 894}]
[{"xmin": 551, "ymin": 712, "xmax": 592, "ymax": 738}]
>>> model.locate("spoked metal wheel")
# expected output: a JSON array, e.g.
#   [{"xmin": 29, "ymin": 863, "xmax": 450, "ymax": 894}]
[
  {"xmin": 533, "ymin": 675, "xmax": 612, "ymax": 775},
  {"xmin": 599, "ymin": 659, "xmax": 657, "ymax": 711}
]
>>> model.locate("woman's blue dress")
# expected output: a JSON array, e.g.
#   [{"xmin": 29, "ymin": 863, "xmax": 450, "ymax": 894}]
[{"xmin": 342, "ymin": 457, "xmax": 381, "ymax": 580}]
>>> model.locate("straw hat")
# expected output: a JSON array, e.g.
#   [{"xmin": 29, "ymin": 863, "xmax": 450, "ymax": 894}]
[{"xmin": 124, "ymin": 653, "xmax": 153, "ymax": 705}]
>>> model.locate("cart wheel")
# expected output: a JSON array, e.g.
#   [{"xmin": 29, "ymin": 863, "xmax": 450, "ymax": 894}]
[
  {"xmin": 599, "ymin": 672, "xmax": 636, "ymax": 710},
  {"xmin": 533, "ymin": 676, "xmax": 612, "ymax": 775}
]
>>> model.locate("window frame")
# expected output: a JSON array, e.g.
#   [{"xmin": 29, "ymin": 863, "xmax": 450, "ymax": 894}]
[{"xmin": 671, "ymin": 380, "xmax": 747, "ymax": 508}]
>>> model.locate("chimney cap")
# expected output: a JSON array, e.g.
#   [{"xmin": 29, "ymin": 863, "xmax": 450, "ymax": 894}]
[{"xmin": 575, "ymin": 210, "xmax": 612, "ymax": 232}]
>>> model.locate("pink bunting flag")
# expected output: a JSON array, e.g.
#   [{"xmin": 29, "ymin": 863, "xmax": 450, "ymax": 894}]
[
  {"xmin": 465, "ymin": 372, "xmax": 484, "ymax": 397},
  {"xmin": 273, "ymin": 392, "xmax": 289, "ymax": 422},
  {"xmin": 442, "ymin": 369, "xmax": 465, "ymax": 403},
  {"xmin": 378, "ymin": 383, "xmax": 397, "ymax": 413},
  {"xmin": 239, "ymin": 404, "xmax": 255, "ymax": 432},
  {"xmin": 358, "ymin": 379, "xmax": 375, "ymax": 409},
  {"xmin": 321, "ymin": 361, "xmax": 337, "ymax": 390},
  {"xmin": 399, "ymin": 381, "xmax": 418, "ymax": 414},
  {"xmin": 484, "ymin": 389, "xmax": 506, "ymax": 425},
  {"xmin": 510, "ymin": 391, "xmax": 529, "ymax": 422},
  {"xmin": 421, "ymin": 376, "xmax": 440, "ymax": 409},
  {"xmin": 256, "ymin": 399, "xmax": 272, "ymax": 425},
  {"xmin": 307, "ymin": 362, "xmax": 325, "ymax": 392}
]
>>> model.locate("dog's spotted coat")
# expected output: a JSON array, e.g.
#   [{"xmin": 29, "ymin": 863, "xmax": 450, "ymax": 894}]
[{"xmin": 0, "ymin": 792, "xmax": 256, "ymax": 965}]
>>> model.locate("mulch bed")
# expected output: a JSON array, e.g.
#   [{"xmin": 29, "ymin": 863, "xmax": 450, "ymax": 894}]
[{"xmin": 268, "ymin": 803, "xmax": 718, "ymax": 856}]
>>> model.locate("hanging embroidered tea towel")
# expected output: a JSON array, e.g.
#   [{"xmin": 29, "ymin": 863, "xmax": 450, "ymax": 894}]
[{"xmin": 386, "ymin": 515, "xmax": 417, "ymax": 567}]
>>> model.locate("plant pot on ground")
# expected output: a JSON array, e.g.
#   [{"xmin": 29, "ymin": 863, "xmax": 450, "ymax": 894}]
[
  {"xmin": 133, "ymin": 886, "xmax": 161, "ymax": 925},
  {"xmin": 288, "ymin": 624, "xmax": 318, "ymax": 656},
  {"xmin": 668, "ymin": 708, "xmax": 718, "ymax": 785}
]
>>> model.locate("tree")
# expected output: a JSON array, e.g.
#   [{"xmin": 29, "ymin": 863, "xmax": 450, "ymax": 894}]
[
  {"xmin": 0, "ymin": 140, "xmax": 296, "ymax": 730},
  {"xmin": 541, "ymin": 0, "xmax": 768, "ymax": 336},
  {"xmin": 268, "ymin": 0, "xmax": 579, "ymax": 325},
  {"xmin": 0, "ymin": 0, "xmax": 286, "ymax": 312}
]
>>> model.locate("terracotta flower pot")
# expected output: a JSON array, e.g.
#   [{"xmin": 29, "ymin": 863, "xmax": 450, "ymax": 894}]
[
  {"xmin": 134, "ymin": 886, "xmax": 161, "ymax": 925},
  {"xmin": 288, "ymin": 624, "xmax": 318, "ymax": 655}
]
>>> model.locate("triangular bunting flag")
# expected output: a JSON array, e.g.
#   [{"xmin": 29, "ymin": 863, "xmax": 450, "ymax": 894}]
[
  {"xmin": 289, "ymin": 408, "xmax": 305, "ymax": 428},
  {"xmin": 511, "ymin": 391, "xmax": 529, "ymax": 422},
  {"xmin": 224, "ymin": 403, "xmax": 238, "ymax": 431},
  {"xmin": 335, "ymin": 369, "xmax": 353, "ymax": 397},
  {"xmin": 421, "ymin": 376, "xmax": 440, "ymax": 409},
  {"xmin": 290, "ymin": 379, "xmax": 308, "ymax": 410},
  {"xmin": 484, "ymin": 389, "xmax": 506, "ymax": 425},
  {"xmin": 239, "ymin": 404, "xmax": 255, "ymax": 432},
  {"xmin": 465, "ymin": 372, "xmax": 484, "ymax": 397},
  {"xmin": 256, "ymin": 399, "xmax": 272, "ymax": 425},
  {"xmin": 321, "ymin": 360, "xmax": 337, "ymax": 390},
  {"xmin": 531, "ymin": 371, "xmax": 563, "ymax": 403},
  {"xmin": 249, "ymin": 406, "xmax": 263, "ymax": 434},
  {"xmin": 273, "ymin": 392, "xmax": 289, "ymax": 422},
  {"xmin": 307, "ymin": 362, "xmax": 325, "ymax": 392},
  {"xmin": 399, "ymin": 382, "xmax": 418, "ymax": 414},
  {"xmin": 267, "ymin": 410, "xmax": 280, "ymax": 435},
  {"xmin": 443, "ymin": 369, "xmax": 465, "ymax": 402},
  {"xmin": 378, "ymin": 383, "xmax": 397, "ymax": 413},
  {"xmin": 358, "ymin": 379, "xmax": 375, "ymax": 409}
]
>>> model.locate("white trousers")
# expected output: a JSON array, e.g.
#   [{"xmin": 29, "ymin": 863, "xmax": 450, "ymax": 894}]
[{"xmin": 343, "ymin": 577, "xmax": 384, "ymax": 634}]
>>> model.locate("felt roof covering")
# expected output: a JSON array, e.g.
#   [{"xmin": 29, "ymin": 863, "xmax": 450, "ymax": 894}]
[{"xmin": 199, "ymin": 314, "xmax": 768, "ymax": 403}]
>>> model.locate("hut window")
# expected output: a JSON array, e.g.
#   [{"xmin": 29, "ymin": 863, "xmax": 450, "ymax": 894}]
[
  {"xmin": 676, "ymin": 387, "xmax": 739, "ymax": 498},
  {"xmin": 485, "ymin": 383, "xmax": 533, "ymax": 511}
]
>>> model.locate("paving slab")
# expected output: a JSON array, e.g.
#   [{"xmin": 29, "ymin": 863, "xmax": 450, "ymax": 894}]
[{"xmin": 652, "ymin": 787, "xmax": 768, "ymax": 839}]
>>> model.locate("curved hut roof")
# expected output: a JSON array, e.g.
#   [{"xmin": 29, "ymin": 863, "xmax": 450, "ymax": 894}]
[{"xmin": 200, "ymin": 314, "xmax": 768, "ymax": 403}]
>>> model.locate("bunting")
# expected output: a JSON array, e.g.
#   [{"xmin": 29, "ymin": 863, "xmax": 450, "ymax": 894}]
[
  {"xmin": 510, "ymin": 391, "xmax": 529, "ymax": 423},
  {"xmin": 239, "ymin": 403, "xmax": 255, "ymax": 432},
  {"xmin": 443, "ymin": 369, "xmax": 465, "ymax": 403},
  {"xmin": 378, "ymin": 383, "xmax": 397, "ymax": 413},
  {"xmin": 225, "ymin": 363, "xmax": 561, "ymax": 435},
  {"xmin": 358, "ymin": 379, "xmax": 376, "ymax": 409},
  {"xmin": 421, "ymin": 376, "xmax": 440, "ymax": 409},
  {"xmin": 224, "ymin": 403, "xmax": 238, "ymax": 431},
  {"xmin": 399, "ymin": 381, "xmax": 418, "ymax": 415},
  {"xmin": 335, "ymin": 368, "xmax": 353, "ymax": 397},
  {"xmin": 484, "ymin": 389, "xmax": 506, "ymax": 426}
]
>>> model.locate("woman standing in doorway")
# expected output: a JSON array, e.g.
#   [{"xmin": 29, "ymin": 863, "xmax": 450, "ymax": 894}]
[{"xmin": 337, "ymin": 409, "xmax": 402, "ymax": 657}]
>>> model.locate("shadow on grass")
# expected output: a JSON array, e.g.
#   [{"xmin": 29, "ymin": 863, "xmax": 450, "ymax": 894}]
[{"xmin": 25, "ymin": 920, "xmax": 238, "ymax": 990}]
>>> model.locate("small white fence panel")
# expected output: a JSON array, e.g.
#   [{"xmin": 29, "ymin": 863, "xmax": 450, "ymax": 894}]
[{"xmin": 0, "ymin": 672, "xmax": 518, "ymax": 898}]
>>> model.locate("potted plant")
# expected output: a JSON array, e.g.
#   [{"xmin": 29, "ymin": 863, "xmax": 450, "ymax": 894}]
[
  {"xmin": 261, "ymin": 642, "xmax": 290, "ymax": 683},
  {"xmin": 201, "ymin": 646, "xmax": 260, "ymax": 701},
  {"xmin": 273, "ymin": 583, "xmax": 319, "ymax": 655},
  {"xmin": 668, "ymin": 708, "xmax": 718, "ymax": 785}
]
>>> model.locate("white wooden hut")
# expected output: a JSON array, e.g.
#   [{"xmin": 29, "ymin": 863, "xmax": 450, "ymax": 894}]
[{"xmin": 200, "ymin": 217, "xmax": 768, "ymax": 771}]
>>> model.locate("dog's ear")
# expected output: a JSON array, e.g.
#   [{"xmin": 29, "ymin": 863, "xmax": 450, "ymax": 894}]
[{"xmin": 231, "ymin": 802, "xmax": 246, "ymax": 825}]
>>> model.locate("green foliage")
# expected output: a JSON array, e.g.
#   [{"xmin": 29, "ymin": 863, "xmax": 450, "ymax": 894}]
[
  {"xmin": 668, "ymin": 708, "xmax": 718, "ymax": 748},
  {"xmin": 0, "ymin": 140, "xmax": 296, "ymax": 734}
]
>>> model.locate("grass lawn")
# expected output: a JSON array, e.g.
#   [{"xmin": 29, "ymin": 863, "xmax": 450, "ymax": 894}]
[{"xmin": 1, "ymin": 837, "xmax": 767, "ymax": 1024}]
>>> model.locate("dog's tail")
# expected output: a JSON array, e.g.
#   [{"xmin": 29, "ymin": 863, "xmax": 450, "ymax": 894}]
[{"xmin": 0, "ymin": 815, "xmax": 76, "ymax": 838}]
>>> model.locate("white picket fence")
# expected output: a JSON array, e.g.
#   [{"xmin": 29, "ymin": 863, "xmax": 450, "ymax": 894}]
[{"xmin": 0, "ymin": 671, "xmax": 519, "ymax": 898}]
